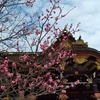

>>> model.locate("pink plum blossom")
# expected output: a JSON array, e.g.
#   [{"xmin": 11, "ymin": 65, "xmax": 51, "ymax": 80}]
[{"xmin": 0, "ymin": 85, "xmax": 6, "ymax": 91}]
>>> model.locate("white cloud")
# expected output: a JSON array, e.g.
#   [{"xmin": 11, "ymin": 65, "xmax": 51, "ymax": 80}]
[
  {"xmin": 39, "ymin": 0, "xmax": 100, "ymax": 50},
  {"xmin": 55, "ymin": 0, "xmax": 100, "ymax": 50},
  {"xmin": 15, "ymin": 0, "xmax": 100, "ymax": 51}
]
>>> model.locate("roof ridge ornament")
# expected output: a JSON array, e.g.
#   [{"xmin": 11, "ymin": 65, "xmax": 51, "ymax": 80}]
[
  {"xmin": 78, "ymin": 35, "xmax": 82, "ymax": 40},
  {"xmin": 72, "ymin": 35, "xmax": 88, "ymax": 45},
  {"xmin": 63, "ymin": 28, "xmax": 68, "ymax": 34}
]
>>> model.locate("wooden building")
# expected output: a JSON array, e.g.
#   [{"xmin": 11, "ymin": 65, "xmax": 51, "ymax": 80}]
[
  {"xmin": 62, "ymin": 35, "xmax": 100, "ymax": 100},
  {"xmin": 0, "ymin": 30, "xmax": 100, "ymax": 100},
  {"xmin": 44, "ymin": 30, "xmax": 100, "ymax": 100}
]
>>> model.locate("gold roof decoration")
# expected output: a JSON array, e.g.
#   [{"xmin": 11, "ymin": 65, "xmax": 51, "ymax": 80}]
[
  {"xmin": 73, "ymin": 35, "xmax": 88, "ymax": 45},
  {"xmin": 95, "ymin": 61, "xmax": 100, "ymax": 70},
  {"xmin": 63, "ymin": 28, "xmax": 68, "ymax": 33},
  {"xmin": 3, "ymin": 95, "xmax": 11, "ymax": 100},
  {"xmin": 73, "ymin": 56, "xmax": 87, "ymax": 64}
]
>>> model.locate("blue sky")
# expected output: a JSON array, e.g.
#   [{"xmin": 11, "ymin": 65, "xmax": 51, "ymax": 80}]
[{"xmin": 23, "ymin": 0, "xmax": 100, "ymax": 50}]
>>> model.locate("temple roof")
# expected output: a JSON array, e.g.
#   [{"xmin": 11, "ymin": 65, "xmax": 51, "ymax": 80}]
[{"xmin": 74, "ymin": 35, "xmax": 86, "ymax": 44}]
